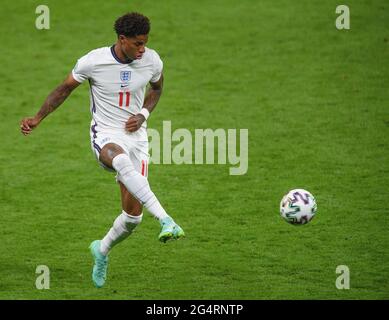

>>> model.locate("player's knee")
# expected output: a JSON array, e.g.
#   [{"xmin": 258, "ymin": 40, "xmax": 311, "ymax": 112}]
[{"xmin": 100, "ymin": 143, "xmax": 126, "ymax": 169}]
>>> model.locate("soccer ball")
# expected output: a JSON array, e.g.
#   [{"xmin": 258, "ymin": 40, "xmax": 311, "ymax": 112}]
[{"xmin": 280, "ymin": 189, "xmax": 317, "ymax": 225}]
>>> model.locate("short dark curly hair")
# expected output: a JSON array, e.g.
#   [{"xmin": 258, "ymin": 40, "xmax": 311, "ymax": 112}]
[{"xmin": 114, "ymin": 12, "xmax": 150, "ymax": 38}]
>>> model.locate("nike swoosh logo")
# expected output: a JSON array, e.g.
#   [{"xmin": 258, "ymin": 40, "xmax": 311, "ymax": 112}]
[{"xmin": 120, "ymin": 84, "xmax": 129, "ymax": 88}]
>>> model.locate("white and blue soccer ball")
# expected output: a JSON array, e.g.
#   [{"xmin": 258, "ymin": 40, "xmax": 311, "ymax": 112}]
[{"xmin": 280, "ymin": 189, "xmax": 317, "ymax": 225}]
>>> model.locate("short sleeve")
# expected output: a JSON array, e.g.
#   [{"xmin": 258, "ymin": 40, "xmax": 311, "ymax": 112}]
[
  {"xmin": 72, "ymin": 53, "xmax": 93, "ymax": 83},
  {"xmin": 150, "ymin": 51, "xmax": 163, "ymax": 83}
]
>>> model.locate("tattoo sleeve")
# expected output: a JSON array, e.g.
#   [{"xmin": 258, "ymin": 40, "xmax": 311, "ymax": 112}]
[
  {"xmin": 142, "ymin": 75, "xmax": 163, "ymax": 114},
  {"xmin": 35, "ymin": 83, "xmax": 73, "ymax": 121}
]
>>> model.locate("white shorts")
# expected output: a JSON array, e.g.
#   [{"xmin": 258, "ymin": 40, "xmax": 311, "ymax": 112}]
[{"xmin": 90, "ymin": 128, "xmax": 149, "ymax": 178}]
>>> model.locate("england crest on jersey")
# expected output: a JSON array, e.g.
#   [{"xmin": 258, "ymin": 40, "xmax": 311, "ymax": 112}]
[{"xmin": 120, "ymin": 71, "xmax": 131, "ymax": 82}]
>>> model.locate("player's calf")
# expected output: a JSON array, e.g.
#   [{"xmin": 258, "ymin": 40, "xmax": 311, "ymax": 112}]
[
  {"xmin": 112, "ymin": 153, "xmax": 170, "ymax": 220},
  {"xmin": 100, "ymin": 210, "xmax": 143, "ymax": 255}
]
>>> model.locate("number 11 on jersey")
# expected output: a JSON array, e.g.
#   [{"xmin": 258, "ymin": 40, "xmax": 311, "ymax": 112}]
[{"xmin": 118, "ymin": 92, "xmax": 130, "ymax": 107}]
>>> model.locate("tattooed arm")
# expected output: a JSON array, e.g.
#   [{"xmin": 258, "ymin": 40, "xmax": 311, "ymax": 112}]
[
  {"xmin": 125, "ymin": 73, "xmax": 164, "ymax": 132},
  {"xmin": 20, "ymin": 73, "xmax": 80, "ymax": 135}
]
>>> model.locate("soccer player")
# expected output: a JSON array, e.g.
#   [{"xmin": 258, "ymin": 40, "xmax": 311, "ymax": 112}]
[{"xmin": 20, "ymin": 12, "xmax": 185, "ymax": 288}]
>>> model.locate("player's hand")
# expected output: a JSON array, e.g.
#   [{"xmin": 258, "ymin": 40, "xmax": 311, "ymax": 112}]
[
  {"xmin": 125, "ymin": 114, "xmax": 145, "ymax": 132},
  {"xmin": 20, "ymin": 116, "xmax": 41, "ymax": 136}
]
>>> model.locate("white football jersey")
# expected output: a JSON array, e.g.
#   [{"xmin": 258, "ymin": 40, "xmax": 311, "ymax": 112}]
[{"xmin": 72, "ymin": 45, "xmax": 163, "ymax": 141}]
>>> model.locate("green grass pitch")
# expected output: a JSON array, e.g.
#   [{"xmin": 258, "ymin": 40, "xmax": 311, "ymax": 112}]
[{"xmin": 0, "ymin": 0, "xmax": 388, "ymax": 299}]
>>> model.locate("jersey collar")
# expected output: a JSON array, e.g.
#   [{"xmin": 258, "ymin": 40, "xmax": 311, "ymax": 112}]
[{"xmin": 110, "ymin": 45, "xmax": 133, "ymax": 64}]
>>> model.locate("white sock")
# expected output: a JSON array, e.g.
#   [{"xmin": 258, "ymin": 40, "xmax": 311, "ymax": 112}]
[
  {"xmin": 112, "ymin": 153, "xmax": 170, "ymax": 222},
  {"xmin": 100, "ymin": 210, "xmax": 143, "ymax": 255}
]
